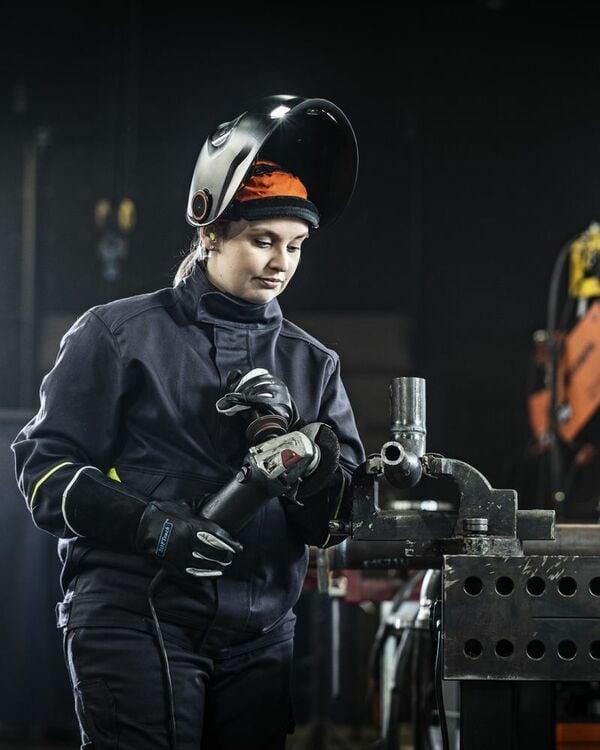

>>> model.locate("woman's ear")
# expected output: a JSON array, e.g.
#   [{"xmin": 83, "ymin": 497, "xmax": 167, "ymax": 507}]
[{"xmin": 200, "ymin": 226, "xmax": 219, "ymax": 251}]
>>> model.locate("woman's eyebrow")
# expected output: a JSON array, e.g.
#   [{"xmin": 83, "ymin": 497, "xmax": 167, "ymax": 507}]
[{"xmin": 249, "ymin": 228, "xmax": 310, "ymax": 240}]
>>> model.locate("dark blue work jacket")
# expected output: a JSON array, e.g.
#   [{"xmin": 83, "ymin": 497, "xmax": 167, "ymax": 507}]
[{"xmin": 12, "ymin": 263, "xmax": 364, "ymax": 655}]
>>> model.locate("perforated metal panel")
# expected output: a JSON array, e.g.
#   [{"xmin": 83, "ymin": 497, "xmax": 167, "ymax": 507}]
[{"xmin": 443, "ymin": 555, "xmax": 600, "ymax": 680}]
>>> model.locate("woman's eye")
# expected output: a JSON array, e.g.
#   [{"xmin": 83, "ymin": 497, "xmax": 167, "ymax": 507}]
[
  {"xmin": 288, "ymin": 246, "xmax": 301, "ymax": 254},
  {"xmin": 255, "ymin": 240, "xmax": 271, "ymax": 248}
]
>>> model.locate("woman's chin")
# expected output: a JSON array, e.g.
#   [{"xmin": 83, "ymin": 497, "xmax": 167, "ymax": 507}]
[{"xmin": 244, "ymin": 289, "xmax": 278, "ymax": 304}]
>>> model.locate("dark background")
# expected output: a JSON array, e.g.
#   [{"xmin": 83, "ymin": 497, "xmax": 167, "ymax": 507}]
[
  {"xmin": 4, "ymin": 0, "xmax": 600, "ymax": 491},
  {"xmin": 2, "ymin": 0, "xmax": 600, "ymax": 740}
]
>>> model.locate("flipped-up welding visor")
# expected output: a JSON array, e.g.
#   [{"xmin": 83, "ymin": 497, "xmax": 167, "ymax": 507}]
[{"xmin": 186, "ymin": 95, "xmax": 358, "ymax": 230}]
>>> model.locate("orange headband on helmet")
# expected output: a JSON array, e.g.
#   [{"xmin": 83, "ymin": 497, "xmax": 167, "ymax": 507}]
[{"xmin": 221, "ymin": 160, "xmax": 320, "ymax": 229}]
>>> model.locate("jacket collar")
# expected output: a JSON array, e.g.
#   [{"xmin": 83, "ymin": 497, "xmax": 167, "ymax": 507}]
[{"xmin": 175, "ymin": 261, "xmax": 283, "ymax": 329}]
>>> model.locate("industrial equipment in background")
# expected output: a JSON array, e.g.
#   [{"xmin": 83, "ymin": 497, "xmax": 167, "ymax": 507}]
[
  {"xmin": 528, "ymin": 222, "xmax": 600, "ymax": 521},
  {"xmin": 308, "ymin": 374, "xmax": 600, "ymax": 750},
  {"xmin": 94, "ymin": 197, "xmax": 136, "ymax": 283}
]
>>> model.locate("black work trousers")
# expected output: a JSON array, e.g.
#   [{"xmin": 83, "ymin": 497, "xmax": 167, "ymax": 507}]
[{"xmin": 63, "ymin": 623, "xmax": 294, "ymax": 750}]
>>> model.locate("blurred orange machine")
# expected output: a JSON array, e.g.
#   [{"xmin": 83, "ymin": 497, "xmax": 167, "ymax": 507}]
[
  {"xmin": 556, "ymin": 721, "xmax": 600, "ymax": 748},
  {"xmin": 529, "ymin": 223, "xmax": 600, "ymax": 446},
  {"xmin": 529, "ymin": 300, "xmax": 600, "ymax": 443}
]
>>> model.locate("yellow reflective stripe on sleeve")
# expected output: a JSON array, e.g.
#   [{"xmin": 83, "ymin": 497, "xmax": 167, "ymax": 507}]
[
  {"xmin": 108, "ymin": 467, "xmax": 121, "ymax": 482},
  {"xmin": 29, "ymin": 461, "xmax": 74, "ymax": 510}
]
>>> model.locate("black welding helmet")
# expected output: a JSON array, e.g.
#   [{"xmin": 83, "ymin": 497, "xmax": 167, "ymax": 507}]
[{"xmin": 186, "ymin": 94, "xmax": 358, "ymax": 230}]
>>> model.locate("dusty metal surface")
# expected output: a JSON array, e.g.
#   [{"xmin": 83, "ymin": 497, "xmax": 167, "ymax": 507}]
[{"xmin": 444, "ymin": 554, "xmax": 600, "ymax": 680}]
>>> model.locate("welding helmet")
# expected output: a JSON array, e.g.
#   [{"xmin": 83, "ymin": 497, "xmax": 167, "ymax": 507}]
[{"xmin": 186, "ymin": 94, "xmax": 358, "ymax": 230}]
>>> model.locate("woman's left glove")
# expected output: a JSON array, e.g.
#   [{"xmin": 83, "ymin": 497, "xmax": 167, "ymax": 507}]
[
  {"xmin": 295, "ymin": 422, "xmax": 341, "ymax": 499},
  {"xmin": 284, "ymin": 423, "xmax": 348, "ymax": 548}
]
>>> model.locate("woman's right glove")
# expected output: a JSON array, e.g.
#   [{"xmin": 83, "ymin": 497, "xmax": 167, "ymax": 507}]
[{"xmin": 62, "ymin": 467, "xmax": 242, "ymax": 578}]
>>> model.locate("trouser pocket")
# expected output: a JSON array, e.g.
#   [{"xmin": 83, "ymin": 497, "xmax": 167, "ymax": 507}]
[
  {"xmin": 64, "ymin": 628, "xmax": 118, "ymax": 750},
  {"xmin": 73, "ymin": 677, "xmax": 117, "ymax": 749}
]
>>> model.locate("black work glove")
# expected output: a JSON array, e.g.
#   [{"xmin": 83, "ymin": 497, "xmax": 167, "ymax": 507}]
[
  {"xmin": 296, "ymin": 422, "xmax": 340, "ymax": 499},
  {"xmin": 136, "ymin": 499, "xmax": 242, "ymax": 578},
  {"xmin": 62, "ymin": 468, "xmax": 242, "ymax": 579},
  {"xmin": 216, "ymin": 367, "xmax": 300, "ymax": 428},
  {"xmin": 284, "ymin": 424, "xmax": 347, "ymax": 548}
]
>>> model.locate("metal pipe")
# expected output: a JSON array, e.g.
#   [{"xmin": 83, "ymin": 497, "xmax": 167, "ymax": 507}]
[
  {"xmin": 326, "ymin": 539, "xmax": 442, "ymax": 570},
  {"xmin": 381, "ymin": 440, "xmax": 423, "ymax": 488},
  {"xmin": 389, "ymin": 377, "xmax": 426, "ymax": 456}
]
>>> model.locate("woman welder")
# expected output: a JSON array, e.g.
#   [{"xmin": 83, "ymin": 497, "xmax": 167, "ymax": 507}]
[{"xmin": 12, "ymin": 94, "xmax": 365, "ymax": 750}]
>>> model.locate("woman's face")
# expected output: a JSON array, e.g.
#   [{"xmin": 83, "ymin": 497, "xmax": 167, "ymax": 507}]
[{"xmin": 204, "ymin": 218, "xmax": 309, "ymax": 303}]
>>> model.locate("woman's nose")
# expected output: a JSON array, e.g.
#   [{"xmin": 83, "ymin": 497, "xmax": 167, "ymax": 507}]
[{"xmin": 268, "ymin": 246, "xmax": 289, "ymax": 271}]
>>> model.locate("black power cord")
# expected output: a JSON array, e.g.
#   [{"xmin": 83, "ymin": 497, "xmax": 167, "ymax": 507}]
[{"xmin": 147, "ymin": 569, "xmax": 177, "ymax": 750}]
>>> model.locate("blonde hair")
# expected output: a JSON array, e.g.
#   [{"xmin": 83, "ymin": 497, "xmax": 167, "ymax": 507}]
[
  {"xmin": 173, "ymin": 223, "xmax": 232, "ymax": 287},
  {"xmin": 173, "ymin": 229, "xmax": 205, "ymax": 287}
]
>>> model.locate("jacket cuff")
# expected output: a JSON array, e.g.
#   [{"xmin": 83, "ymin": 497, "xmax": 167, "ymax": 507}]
[{"xmin": 62, "ymin": 467, "xmax": 148, "ymax": 549}]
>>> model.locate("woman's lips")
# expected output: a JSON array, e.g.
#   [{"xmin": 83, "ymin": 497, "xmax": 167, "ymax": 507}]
[{"xmin": 255, "ymin": 277, "xmax": 283, "ymax": 289}]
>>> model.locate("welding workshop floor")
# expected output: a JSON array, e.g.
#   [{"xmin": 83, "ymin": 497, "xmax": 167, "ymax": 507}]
[{"xmin": 0, "ymin": 724, "xmax": 379, "ymax": 750}]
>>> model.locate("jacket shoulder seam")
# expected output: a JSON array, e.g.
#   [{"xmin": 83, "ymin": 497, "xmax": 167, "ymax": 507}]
[
  {"xmin": 88, "ymin": 309, "xmax": 124, "ymax": 360},
  {"xmin": 278, "ymin": 324, "xmax": 338, "ymax": 364},
  {"xmin": 92, "ymin": 293, "xmax": 178, "ymax": 333}
]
